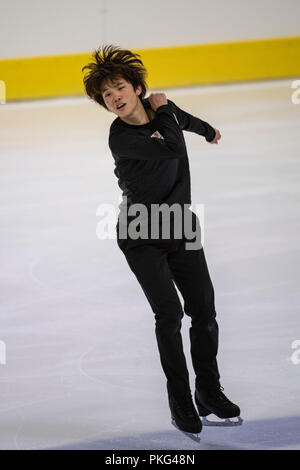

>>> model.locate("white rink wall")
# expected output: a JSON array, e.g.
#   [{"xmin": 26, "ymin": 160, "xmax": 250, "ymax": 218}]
[{"xmin": 0, "ymin": 0, "xmax": 300, "ymax": 59}]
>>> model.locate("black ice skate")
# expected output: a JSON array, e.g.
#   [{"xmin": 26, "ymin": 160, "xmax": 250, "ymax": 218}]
[
  {"xmin": 168, "ymin": 392, "xmax": 202, "ymax": 442},
  {"xmin": 195, "ymin": 384, "xmax": 243, "ymax": 427}
]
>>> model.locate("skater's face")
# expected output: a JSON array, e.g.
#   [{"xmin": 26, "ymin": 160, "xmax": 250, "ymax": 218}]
[{"xmin": 101, "ymin": 77, "xmax": 142, "ymax": 118}]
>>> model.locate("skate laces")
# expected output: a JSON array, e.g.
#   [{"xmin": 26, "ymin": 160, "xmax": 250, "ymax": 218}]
[
  {"xmin": 207, "ymin": 383, "xmax": 226, "ymax": 401},
  {"xmin": 215, "ymin": 384, "xmax": 231, "ymax": 403}
]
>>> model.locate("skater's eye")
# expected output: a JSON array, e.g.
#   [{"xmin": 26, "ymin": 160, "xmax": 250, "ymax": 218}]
[{"xmin": 104, "ymin": 87, "xmax": 124, "ymax": 98}]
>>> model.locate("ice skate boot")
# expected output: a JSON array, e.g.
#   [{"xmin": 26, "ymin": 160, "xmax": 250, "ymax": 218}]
[
  {"xmin": 195, "ymin": 383, "xmax": 243, "ymax": 427},
  {"xmin": 168, "ymin": 391, "xmax": 202, "ymax": 442}
]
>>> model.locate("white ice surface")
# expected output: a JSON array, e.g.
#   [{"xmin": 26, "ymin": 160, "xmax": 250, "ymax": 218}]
[{"xmin": 0, "ymin": 79, "xmax": 299, "ymax": 450}]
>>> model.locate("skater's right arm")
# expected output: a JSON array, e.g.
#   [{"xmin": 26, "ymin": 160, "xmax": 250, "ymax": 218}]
[{"xmin": 109, "ymin": 95, "xmax": 187, "ymax": 161}]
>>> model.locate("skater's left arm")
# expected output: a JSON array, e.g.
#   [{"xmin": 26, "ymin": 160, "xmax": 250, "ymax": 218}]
[{"xmin": 167, "ymin": 99, "xmax": 221, "ymax": 144}]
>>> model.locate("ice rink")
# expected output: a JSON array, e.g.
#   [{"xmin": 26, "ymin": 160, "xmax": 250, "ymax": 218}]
[{"xmin": 1, "ymin": 78, "xmax": 299, "ymax": 450}]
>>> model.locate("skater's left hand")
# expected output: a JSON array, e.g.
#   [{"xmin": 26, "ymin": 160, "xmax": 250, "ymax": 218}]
[{"xmin": 210, "ymin": 128, "xmax": 221, "ymax": 144}]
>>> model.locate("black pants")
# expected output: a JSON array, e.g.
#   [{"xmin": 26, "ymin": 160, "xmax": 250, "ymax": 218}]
[{"xmin": 121, "ymin": 236, "xmax": 221, "ymax": 398}]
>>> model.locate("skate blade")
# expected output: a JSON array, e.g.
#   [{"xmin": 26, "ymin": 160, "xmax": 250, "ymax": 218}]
[
  {"xmin": 171, "ymin": 419, "xmax": 201, "ymax": 443},
  {"xmin": 201, "ymin": 415, "xmax": 243, "ymax": 427}
]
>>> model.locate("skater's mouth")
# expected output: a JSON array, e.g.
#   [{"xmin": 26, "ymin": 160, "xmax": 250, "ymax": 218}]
[{"xmin": 116, "ymin": 103, "xmax": 126, "ymax": 111}]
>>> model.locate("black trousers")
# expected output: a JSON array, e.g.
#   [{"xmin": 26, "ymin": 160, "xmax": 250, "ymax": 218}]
[{"xmin": 121, "ymin": 235, "xmax": 221, "ymax": 398}]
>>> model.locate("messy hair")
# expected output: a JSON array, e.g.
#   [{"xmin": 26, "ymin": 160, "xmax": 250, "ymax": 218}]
[{"xmin": 82, "ymin": 44, "xmax": 148, "ymax": 109}]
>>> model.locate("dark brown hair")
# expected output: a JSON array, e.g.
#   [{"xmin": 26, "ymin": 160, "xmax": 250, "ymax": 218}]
[{"xmin": 82, "ymin": 44, "xmax": 148, "ymax": 109}]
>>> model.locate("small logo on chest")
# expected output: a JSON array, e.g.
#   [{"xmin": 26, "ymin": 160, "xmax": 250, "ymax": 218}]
[{"xmin": 150, "ymin": 130, "xmax": 164, "ymax": 140}]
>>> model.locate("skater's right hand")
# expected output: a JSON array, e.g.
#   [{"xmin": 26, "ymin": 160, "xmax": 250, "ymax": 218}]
[
  {"xmin": 148, "ymin": 92, "xmax": 168, "ymax": 111},
  {"xmin": 209, "ymin": 128, "xmax": 221, "ymax": 144}
]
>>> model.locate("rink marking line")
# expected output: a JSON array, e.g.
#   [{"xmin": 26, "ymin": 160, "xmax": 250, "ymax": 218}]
[
  {"xmin": 77, "ymin": 346, "xmax": 156, "ymax": 392},
  {"xmin": 28, "ymin": 259, "xmax": 56, "ymax": 290},
  {"xmin": 0, "ymin": 392, "xmax": 69, "ymax": 416}
]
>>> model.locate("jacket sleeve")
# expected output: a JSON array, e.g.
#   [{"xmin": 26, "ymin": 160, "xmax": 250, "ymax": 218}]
[
  {"xmin": 109, "ymin": 101, "xmax": 187, "ymax": 161},
  {"xmin": 167, "ymin": 99, "xmax": 216, "ymax": 142}
]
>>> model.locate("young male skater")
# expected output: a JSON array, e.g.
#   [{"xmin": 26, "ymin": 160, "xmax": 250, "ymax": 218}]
[{"xmin": 82, "ymin": 45, "xmax": 242, "ymax": 439}]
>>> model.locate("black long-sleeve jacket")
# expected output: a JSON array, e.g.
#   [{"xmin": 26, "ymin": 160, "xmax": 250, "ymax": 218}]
[{"xmin": 108, "ymin": 97, "xmax": 216, "ymax": 251}]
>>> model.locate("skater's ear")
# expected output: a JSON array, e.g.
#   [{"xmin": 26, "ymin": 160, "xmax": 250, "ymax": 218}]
[{"xmin": 135, "ymin": 84, "xmax": 142, "ymax": 97}]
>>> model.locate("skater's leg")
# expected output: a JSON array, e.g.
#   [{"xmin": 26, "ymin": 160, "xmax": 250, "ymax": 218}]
[
  {"xmin": 167, "ymin": 240, "xmax": 242, "ymax": 425},
  {"xmin": 123, "ymin": 243, "xmax": 191, "ymax": 397},
  {"xmin": 167, "ymin": 241, "xmax": 220, "ymax": 390}
]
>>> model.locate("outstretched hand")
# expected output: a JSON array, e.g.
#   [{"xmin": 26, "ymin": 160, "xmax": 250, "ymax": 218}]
[{"xmin": 210, "ymin": 128, "xmax": 221, "ymax": 144}]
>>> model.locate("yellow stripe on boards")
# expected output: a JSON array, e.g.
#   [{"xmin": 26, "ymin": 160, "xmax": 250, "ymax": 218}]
[
  {"xmin": 0, "ymin": 36, "xmax": 300, "ymax": 102},
  {"xmin": 143, "ymin": 36, "xmax": 300, "ymax": 88},
  {"xmin": 0, "ymin": 53, "xmax": 89, "ymax": 101}
]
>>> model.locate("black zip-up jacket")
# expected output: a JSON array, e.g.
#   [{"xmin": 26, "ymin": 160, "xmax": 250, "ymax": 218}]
[{"xmin": 108, "ymin": 97, "xmax": 216, "ymax": 251}]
